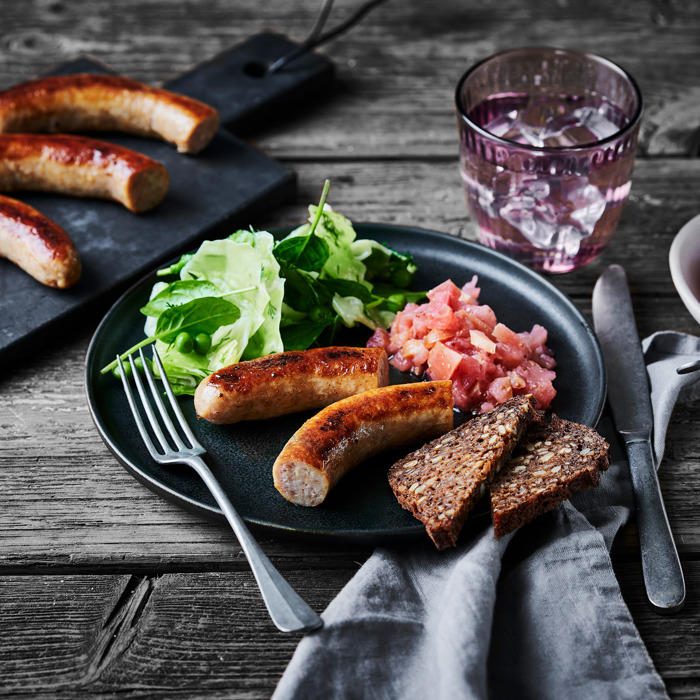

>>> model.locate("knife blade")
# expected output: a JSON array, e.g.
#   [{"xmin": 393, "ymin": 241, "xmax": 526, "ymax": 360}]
[{"xmin": 592, "ymin": 264, "xmax": 685, "ymax": 613}]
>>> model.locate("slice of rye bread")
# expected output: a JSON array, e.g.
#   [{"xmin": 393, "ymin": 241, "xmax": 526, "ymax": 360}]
[
  {"xmin": 388, "ymin": 394, "xmax": 540, "ymax": 550},
  {"xmin": 489, "ymin": 415, "xmax": 610, "ymax": 539}
]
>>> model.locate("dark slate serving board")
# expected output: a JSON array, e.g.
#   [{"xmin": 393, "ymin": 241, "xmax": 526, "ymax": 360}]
[
  {"xmin": 0, "ymin": 33, "xmax": 334, "ymax": 358},
  {"xmin": 166, "ymin": 31, "xmax": 336, "ymax": 133}
]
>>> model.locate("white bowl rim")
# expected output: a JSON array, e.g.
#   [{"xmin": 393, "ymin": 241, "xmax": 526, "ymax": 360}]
[{"xmin": 669, "ymin": 212, "xmax": 700, "ymax": 324}]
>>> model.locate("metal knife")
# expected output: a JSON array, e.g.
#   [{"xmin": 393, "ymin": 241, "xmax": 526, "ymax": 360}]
[{"xmin": 592, "ymin": 264, "xmax": 685, "ymax": 613}]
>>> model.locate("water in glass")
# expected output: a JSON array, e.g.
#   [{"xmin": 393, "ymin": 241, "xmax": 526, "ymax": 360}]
[{"xmin": 461, "ymin": 92, "xmax": 636, "ymax": 272}]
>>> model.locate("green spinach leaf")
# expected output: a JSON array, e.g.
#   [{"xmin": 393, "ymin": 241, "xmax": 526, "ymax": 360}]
[
  {"xmin": 274, "ymin": 234, "xmax": 330, "ymax": 272},
  {"xmin": 140, "ymin": 280, "xmax": 220, "ymax": 317}
]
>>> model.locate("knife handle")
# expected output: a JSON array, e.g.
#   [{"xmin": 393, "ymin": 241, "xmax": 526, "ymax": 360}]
[{"xmin": 625, "ymin": 438, "xmax": 686, "ymax": 614}]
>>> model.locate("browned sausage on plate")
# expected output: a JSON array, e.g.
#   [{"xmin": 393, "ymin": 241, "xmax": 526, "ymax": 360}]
[
  {"xmin": 0, "ymin": 74, "xmax": 220, "ymax": 154},
  {"xmin": 273, "ymin": 380, "xmax": 455, "ymax": 507},
  {"xmin": 195, "ymin": 346, "xmax": 391, "ymax": 424},
  {"xmin": 0, "ymin": 193, "xmax": 80, "ymax": 288},
  {"xmin": 0, "ymin": 134, "xmax": 169, "ymax": 213}
]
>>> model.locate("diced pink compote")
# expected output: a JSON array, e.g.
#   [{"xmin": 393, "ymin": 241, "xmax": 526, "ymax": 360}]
[{"xmin": 367, "ymin": 278, "xmax": 556, "ymax": 414}]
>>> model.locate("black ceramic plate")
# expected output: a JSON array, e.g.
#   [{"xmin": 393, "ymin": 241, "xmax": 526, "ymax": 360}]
[{"xmin": 85, "ymin": 224, "xmax": 605, "ymax": 544}]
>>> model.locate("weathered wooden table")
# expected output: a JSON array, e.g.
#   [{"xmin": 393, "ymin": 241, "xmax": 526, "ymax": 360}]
[{"xmin": 1, "ymin": 1, "xmax": 699, "ymax": 697}]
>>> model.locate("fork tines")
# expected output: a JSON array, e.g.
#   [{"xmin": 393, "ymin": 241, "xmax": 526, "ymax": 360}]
[{"xmin": 117, "ymin": 347, "xmax": 204, "ymax": 463}]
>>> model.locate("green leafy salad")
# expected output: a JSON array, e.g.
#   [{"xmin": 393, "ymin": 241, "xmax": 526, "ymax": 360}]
[{"xmin": 102, "ymin": 181, "xmax": 423, "ymax": 395}]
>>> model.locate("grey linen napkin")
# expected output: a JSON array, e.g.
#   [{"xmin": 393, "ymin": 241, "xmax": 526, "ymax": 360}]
[{"xmin": 272, "ymin": 331, "xmax": 700, "ymax": 700}]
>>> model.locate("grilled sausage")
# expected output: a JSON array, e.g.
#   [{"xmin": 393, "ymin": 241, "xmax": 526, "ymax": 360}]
[
  {"xmin": 0, "ymin": 73, "xmax": 220, "ymax": 154},
  {"xmin": 0, "ymin": 194, "xmax": 80, "ymax": 288},
  {"xmin": 0, "ymin": 134, "xmax": 168, "ymax": 213},
  {"xmin": 195, "ymin": 346, "xmax": 390, "ymax": 424},
  {"xmin": 273, "ymin": 380, "xmax": 454, "ymax": 506}
]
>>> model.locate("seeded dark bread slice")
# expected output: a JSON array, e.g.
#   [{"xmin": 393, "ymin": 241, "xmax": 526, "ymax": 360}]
[
  {"xmin": 388, "ymin": 394, "xmax": 539, "ymax": 550},
  {"xmin": 489, "ymin": 415, "xmax": 610, "ymax": 539}
]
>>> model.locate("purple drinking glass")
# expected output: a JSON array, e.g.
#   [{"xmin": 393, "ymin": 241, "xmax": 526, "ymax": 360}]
[{"xmin": 455, "ymin": 47, "xmax": 643, "ymax": 273}]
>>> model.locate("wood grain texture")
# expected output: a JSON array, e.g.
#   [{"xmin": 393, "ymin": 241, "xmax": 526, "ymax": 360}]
[
  {"xmin": 0, "ymin": 571, "xmax": 347, "ymax": 696},
  {"xmin": 1, "ymin": 564, "xmax": 699, "ymax": 698},
  {"xmin": 0, "ymin": 1, "xmax": 697, "ymax": 158},
  {"xmin": 0, "ymin": 0, "xmax": 699, "ymax": 696}
]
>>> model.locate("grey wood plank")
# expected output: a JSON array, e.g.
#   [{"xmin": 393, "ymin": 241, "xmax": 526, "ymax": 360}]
[
  {"xmin": 0, "ymin": 1, "xmax": 696, "ymax": 158},
  {"xmin": 0, "ymin": 574, "xmax": 133, "ymax": 693},
  {"xmin": 616, "ymin": 560, "xmax": 700, "ymax": 690},
  {"xmin": 0, "ymin": 571, "xmax": 349, "ymax": 698},
  {"xmin": 1, "ymin": 565, "xmax": 698, "ymax": 697}
]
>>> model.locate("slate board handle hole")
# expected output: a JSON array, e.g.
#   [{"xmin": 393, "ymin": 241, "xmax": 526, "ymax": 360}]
[
  {"xmin": 265, "ymin": 0, "xmax": 391, "ymax": 75},
  {"xmin": 243, "ymin": 61, "xmax": 268, "ymax": 79}
]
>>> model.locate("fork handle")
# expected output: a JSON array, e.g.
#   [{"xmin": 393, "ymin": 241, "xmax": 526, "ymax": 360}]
[{"xmin": 187, "ymin": 455, "xmax": 323, "ymax": 633}]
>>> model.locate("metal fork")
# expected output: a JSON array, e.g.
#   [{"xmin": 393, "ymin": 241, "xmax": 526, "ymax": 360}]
[{"xmin": 117, "ymin": 346, "xmax": 323, "ymax": 634}]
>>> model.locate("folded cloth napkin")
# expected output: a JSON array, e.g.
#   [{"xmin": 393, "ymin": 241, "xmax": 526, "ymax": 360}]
[{"xmin": 272, "ymin": 331, "xmax": 700, "ymax": 700}]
